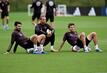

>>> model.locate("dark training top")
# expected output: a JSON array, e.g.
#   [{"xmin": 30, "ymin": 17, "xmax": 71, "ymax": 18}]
[
  {"xmin": 35, "ymin": 23, "xmax": 54, "ymax": 35},
  {"xmin": 11, "ymin": 29, "xmax": 29, "ymax": 47},
  {"xmin": 46, "ymin": 0, "xmax": 56, "ymax": 15},
  {"xmin": 0, "ymin": 1, "xmax": 9, "ymax": 12},
  {"xmin": 63, "ymin": 32, "xmax": 78, "ymax": 46},
  {"xmin": 31, "ymin": 0, "xmax": 42, "ymax": 14},
  {"xmin": 9, "ymin": 29, "xmax": 32, "ymax": 50},
  {"xmin": 7, "ymin": 29, "xmax": 34, "ymax": 53}
]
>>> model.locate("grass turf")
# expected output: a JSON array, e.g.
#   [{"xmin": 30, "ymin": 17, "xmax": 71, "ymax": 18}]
[{"xmin": 0, "ymin": 12, "xmax": 107, "ymax": 73}]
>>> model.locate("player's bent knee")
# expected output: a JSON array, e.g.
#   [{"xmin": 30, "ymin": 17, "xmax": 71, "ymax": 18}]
[
  {"xmin": 81, "ymin": 32, "xmax": 85, "ymax": 36},
  {"xmin": 41, "ymin": 34, "xmax": 46, "ymax": 39},
  {"xmin": 92, "ymin": 32, "xmax": 97, "ymax": 36},
  {"xmin": 30, "ymin": 34, "xmax": 37, "ymax": 40}
]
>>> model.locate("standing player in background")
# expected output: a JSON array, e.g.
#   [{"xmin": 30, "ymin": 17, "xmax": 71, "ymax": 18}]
[
  {"xmin": 35, "ymin": 16, "xmax": 57, "ymax": 52},
  {"xmin": 31, "ymin": 0, "xmax": 43, "ymax": 26},
  {"xmin": 45, "ymin": 0, "xmax": 56, "ymax": 28},
  {"xmin": 0, "ymin": 0, "xmax": 10, "ymax": 31}
]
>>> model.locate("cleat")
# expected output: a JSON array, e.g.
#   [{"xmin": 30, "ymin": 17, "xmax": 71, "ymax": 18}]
[
  {"xmin": 27, "ymin": 49, "xmax": 33, "ymax": 54},
  {"xmin": 33, "ymin": 51, "xmax": 46, "ymax": 54},
  {"xmin": 3, "ymin": 25, "xmax": 9, "ymax": 31},
  {"xmin": 27, "ymin": 48, "xmax": 34, "ymax": 54},
  {"xmin": 72, "ymin": 45, "xmax": 80, "ymax": 52},
  {"xmin": 96, "ymin": 48, "xmax": 102, "ymax": 52},
  {"xmin": 88, "ymin": 47, "xmax": 91, "ymax": 51},
  {"xmin": 50, "ymin": 48, "xmax": 58, "ymax": 52},
  {"xmin": 84, "ymin": 47, "xmax": 89, "ymax": 53},
  {"xmin": 41, "ymin": 51, "xmax": 47, "ymax": 54}
]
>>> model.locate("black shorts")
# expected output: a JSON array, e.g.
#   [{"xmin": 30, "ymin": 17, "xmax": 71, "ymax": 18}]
[
  {"xmin": 1, "ymin": 12, "xmax": 9, "ymax": 19},
  {"xmin": 23, "ymin": 39, "xmax": 34, "ymax": 50},
  {"xmin": 46, "ymin": 14, "xmax": 54, "ymax": 22},
  {"xmin": 76, "ymin": 38, "xmax": 91, "ymax": 48},
  {"xmin": 32, "ymin": 13, "xmax": 41, "ymax": 20},
  {"xmin": 43, "ymin": 37, "xmax": 50, "ymax": 46},
  {"xmin": 43, "ymin": 33, "xmax": 55, "ymax": 46},
  {"xmin": 36, "ymin": 37, "xmax": 50, "ymax": 46}
]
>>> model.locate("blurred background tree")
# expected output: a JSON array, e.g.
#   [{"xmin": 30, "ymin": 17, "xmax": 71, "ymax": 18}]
[{"xmin": 9, "ymin": 0, "xmax": 105, "ymax": 12}]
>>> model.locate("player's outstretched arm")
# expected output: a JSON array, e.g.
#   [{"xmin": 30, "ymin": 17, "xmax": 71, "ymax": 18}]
[
  {"xmin": 30, "ymin": 2, "xmax": 34, "ymax": 9},
  {"xmin": 13, "ymin": 43, "xmax": 18, "ymax": 53},
  {"xmin": 4, "ymin": 34, "xmax": 15, "ymax": 54},
  {"xmin": 58, "ymin": 41, "xmax": 65, "ymax": 52}
]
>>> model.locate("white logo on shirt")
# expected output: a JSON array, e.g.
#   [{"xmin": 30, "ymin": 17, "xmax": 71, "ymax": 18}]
[
  {"xmin": 19, "ymin": 33, "xmax": 23, "ymax": 36},
  {"xmin": 70, "ymin": 34, "xmax": 73, "ymax": 37},
  {"xmin": 49, "ymin": 1, "xmax": 54, "ymax": 6},
  {"xmin": 36, "ymin": 1, "xmax": 41, "ymax": 6}
]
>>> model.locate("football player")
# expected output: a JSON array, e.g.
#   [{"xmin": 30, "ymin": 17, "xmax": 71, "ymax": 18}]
[
  {"xmin": 31, "ymin": 0, "xmax": 43, "ymax": 25},
  {"xmin": 45, "ymin": 0, "xmax": 56, "ymax": 28},
  {"xmin": 4, "ymin": 21, "xmax": 46, "ymax": 54},
  {"xmin": 58, "ymin": 23, "xmax": 102, "ymax": 52},
  {"xmin": 35, "ymin": 16, "xmax": 57, "ymax": 52},
  {"xmin": 0, "ymin": 0, "xmax": 10, "ymax": 30}
]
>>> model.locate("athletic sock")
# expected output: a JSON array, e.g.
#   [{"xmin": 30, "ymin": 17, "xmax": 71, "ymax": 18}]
[
  {"xmin": 84, "ymin": 45, "xmax": 89, "ymax": 52},
  {"xmin": 51, "ymin": 46, "xmax": 54, "ymax": 50},
  {"xmin": 34, "ymin": 44, "xmax": 37, "ymax": 51},
  {"xmin": 95, "ymin": 44, "xmax": 99, "ymax": 49},
  {"xmin": 40, "ymin": 44, "xmax": 44, "ymax": 52}
]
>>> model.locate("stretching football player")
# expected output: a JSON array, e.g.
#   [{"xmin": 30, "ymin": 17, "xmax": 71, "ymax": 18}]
[
  {"xmin": 4, "ymin": 21, "xmax": 46, "ymax": 54},
  {"xmin": 58, "ymin": 23, "xmax": 102, "ymax": 52}
]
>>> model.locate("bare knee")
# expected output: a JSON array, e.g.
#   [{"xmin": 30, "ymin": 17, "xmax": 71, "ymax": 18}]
[
  {"xmin": 41, "ymin": 34, "xmax": 46, "ymax": 39},
  {"xmin": 80, "ymin": 32, "xmax": 85, "ymax": 37},
  {"xmin": 92, "ymin": 32, "xmax": 97, "ymax": 36},
  {"xmin": 87, "ymin": 32, "xmax": 97, "ymax": 40},
  {"xmin": 32, "ymin": 35, "xmax": 38, "ymax": 38},
  {"xmin": 30, "ymin": 34, "xmax": 37, "ymax": 41}
]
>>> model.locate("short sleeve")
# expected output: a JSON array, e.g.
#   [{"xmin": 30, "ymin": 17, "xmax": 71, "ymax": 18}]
[{"xmin": 63, "ymin": 33, "xmax": 67, "ymax": 41}]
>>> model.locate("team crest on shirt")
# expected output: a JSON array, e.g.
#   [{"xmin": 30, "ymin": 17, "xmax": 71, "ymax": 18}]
[
  {"xmin": 70, "ymin": 34, "xmax": 73, "ymax": 37},
  {"xmin": 2, "ymin": 3, "xmax": 4, "ymax": 6},
  {"xmin": 19, "ymin": 33, "xmax": 23, "ymax": 36},
  {"xmin": 36, "ymin": 1, "xmax": 41, "ymax": 6},
  {"xmin": 49, "ymin": 1, "xmax": 54, "ymax": 6},
  {"xmin": 44, "ymin": 26, "xmax": 47, "ymax": 30}
]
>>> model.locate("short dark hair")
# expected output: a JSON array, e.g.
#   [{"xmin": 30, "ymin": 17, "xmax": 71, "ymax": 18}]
[
  {"xmin": 14, "ymin": 21, "xmax": 22, "ymax": 26},
  {"xmin": 40, "ymin": 16, "xmax": 46, "ymax": 20},
  {"xmin": 68, "ymin": 23, "xmax": 75, "ymax": 28}
]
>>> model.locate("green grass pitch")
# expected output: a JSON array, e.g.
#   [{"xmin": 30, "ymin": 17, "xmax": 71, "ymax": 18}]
[{"xmin": 0, "ymin": 12, "xmax": 107, "ymax": 73}]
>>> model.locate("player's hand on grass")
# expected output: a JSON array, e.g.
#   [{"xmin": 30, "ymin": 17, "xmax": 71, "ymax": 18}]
[{"xmin": 3, "ymin": 52, "xmax": 9, "ymax": 54}]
